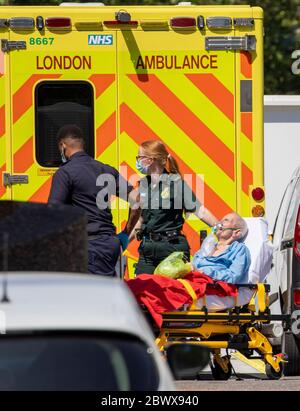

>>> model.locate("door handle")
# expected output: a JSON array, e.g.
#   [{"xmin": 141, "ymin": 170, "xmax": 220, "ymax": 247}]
[
  {"xmin": 3, "ymin": 173, "xmax": 29, "ymax": 187},
  {"xmin": 281, "ymin": 239, "xmax": 293, "ymax": 250}
]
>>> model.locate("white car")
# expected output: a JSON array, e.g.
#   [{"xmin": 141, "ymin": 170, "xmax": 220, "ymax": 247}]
[
  {"xmin": 267, "ymin": 165, "xmax": 300, "ymax": 376},
  {"xmin": 0, "ymin": 273, "xmax": 176, "ymax": 391}
]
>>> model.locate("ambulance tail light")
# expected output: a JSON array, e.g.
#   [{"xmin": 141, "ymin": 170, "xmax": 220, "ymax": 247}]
[
  {"xmin": 9, "ymin": 17, "xmax": 35, "ymax": 29},
  {"xmin": 252, "ymin": 205, "xmax": 265, "ymax": 217},
  {"xmin": 170, "ymin": 17, "xmax": 196, "ymax": 28},
  {"xmin": 293, "ymin": 205, "xmax": 300, "ymax": 260},
  {"xmin": 45, "ymin": 17, "xmax": 72, "ymax": 29},
  {"xmin": 294, "ymin": 290, "xmax": 300, "ymax": 306},
  {"xmin": 252, "ymin": 187, "xmax": 265, "ymax": 202}
]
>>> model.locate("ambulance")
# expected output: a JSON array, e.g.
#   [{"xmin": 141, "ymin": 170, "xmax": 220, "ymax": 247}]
[{"xmin": 0, "ymin": 2, "xmax": 264, "ymax": 274}]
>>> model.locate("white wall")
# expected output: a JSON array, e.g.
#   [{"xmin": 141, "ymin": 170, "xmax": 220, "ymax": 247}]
[{"xmin": 264, "ymin": 96, "xmax": 300, "ymax": 232}]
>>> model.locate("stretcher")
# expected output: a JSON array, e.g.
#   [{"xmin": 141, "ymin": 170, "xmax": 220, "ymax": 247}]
[
  {"xmin": 154, "ymin": 281, "xmax": 289, "ymax": 380},
  {"xmin": 130, "ymin": 218, "xmax": 291, "ymax": 380}
]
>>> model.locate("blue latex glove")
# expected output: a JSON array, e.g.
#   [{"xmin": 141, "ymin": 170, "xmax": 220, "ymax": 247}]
[{"xmin": 117, "ymin": 231, "xmax": 129, "ymax": 251}]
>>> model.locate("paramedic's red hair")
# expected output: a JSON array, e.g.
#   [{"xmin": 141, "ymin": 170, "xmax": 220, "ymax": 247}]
[{"xmin": 140, "ymin": 140, "xmax": 182, "ymax": 176}]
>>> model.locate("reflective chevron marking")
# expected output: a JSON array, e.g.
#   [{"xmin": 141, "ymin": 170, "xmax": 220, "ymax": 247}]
[
  {"xmin": 185, "ymin": 73, "xmax": 234, "ymax": 122},
  {"xmin": 241, "ymin": 112, "xmax": 253, "ymax": 141},
  {"xmin": 241, "ymin": 51, "xmax": 252, "ymax": 79},
  {"xmin": 13, "ymin": 74, "xmax": 61, "ymax": 123},
  {"xmin": 28, "ymin": 178, "xmax": 52, "ymax": 203},
  {"xmin": 89, "ymin": 74, "xmax": 115, "ymax": 98},
  {"xmin": 182, "ymin": 220, "xmax": 202, "ymax": 256},
  {"xmin": 14, "ymin": 136, "xmax": 33, "ymax": 173},
  {"xmin": 240, "ymin": 51, "xmax": 253, "ymax": 197},
  {"xmin": 127, "ymin": 73, "xmax": 235, "ymax": 181},
  {"xmin": 242, "ymin": 163, "xmax": 253, "ymax": 196},
  {"xmin": 120, "ymin": 103, "xmax": 232, "ymax": 218},
  {"xmin": 96, "ymin": 112, "xmax": 116, "ymax": 158}
]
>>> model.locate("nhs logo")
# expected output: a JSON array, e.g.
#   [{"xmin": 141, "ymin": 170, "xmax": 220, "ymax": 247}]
[{"xmin": 88, "ymin": 34, "xmax": 113, "ymax": 46}]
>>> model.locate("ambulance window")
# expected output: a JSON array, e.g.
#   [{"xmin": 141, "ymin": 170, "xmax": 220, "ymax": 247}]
[{"xmin": 35, "ymin": 81, "xmax": 94, "ymax": 167}]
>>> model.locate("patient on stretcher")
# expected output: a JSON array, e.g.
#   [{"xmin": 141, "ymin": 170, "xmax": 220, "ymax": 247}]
[
  {"xmin": 195, "ymin": 216, "xmax": 273, "ymax": 311},
  {"xmin": 127, "ymin": 216, "xmax": 273, "ymax": 322},
  {"xmin": 192, "ymin": 213, "xmax": 251, "ymax": 284}
]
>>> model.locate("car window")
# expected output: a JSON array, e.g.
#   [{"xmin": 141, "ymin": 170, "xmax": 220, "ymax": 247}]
[
  {"xmin": 283, "ymin": 176, "xmax": 300, "ymax": 241},
  {"xmin": 0, "ymin": 334, "xmax": 159, "ymax": 391},
  {"xmin": 273, "ymin": 176, "xmax": 298, "ymax": 246}
]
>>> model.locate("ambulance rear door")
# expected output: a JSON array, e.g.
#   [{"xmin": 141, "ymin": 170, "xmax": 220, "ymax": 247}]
[
  {"xmin": 6, "ymin": 10, "xmax": 117, "ymax": 204},
  {"xmin": 117, "ymin": 10, "xmax": 237, "ymax": 255}
]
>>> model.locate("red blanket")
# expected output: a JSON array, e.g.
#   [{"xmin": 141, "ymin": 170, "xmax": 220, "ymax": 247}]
[{"xmin": 126, "ymin": 272, "xmax": 238, "ymax": 327}]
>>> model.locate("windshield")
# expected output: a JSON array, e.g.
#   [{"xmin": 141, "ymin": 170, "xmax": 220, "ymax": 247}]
[
  {"xmin": 273, "ymin": 176, "xmax": 298, "ymax": 246},
  {"xmin": 282, "ymin": 177, "xmax": 300, "ymax": 241},
  {"xmin": 0, "ymin": 333, "xmax": 159, "ymax": 391}
]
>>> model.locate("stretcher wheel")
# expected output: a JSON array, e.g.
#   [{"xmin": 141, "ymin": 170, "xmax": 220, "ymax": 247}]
[
  {"xmin": 211, "ymin": 360, "xmax": 232, "ymax": 380},
  {"xmin": 265, "ymin": 363, "xmax": 283, "ymax": 380}
]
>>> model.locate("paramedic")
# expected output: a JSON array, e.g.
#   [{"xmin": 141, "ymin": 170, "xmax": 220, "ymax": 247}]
[
  {"xmin": 48, "ymin": 124, "xmax": 140, "ymax": 277},
  {"xmin": 192, "ymin": 212, "xmax": 251, "ymax": 283},
  {"xmin": 131, "ymin": 140, "xmax": 218, "ymax": 275}
]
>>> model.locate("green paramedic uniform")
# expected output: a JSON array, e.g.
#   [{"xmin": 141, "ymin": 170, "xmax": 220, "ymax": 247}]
[{"xmin": 134, "ymin": 171, "xmax": 201, "ymax": 275}]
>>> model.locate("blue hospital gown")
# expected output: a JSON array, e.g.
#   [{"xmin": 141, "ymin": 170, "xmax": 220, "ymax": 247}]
[{"xmin": 192, "ymin": 241, "xmax": 251, "ymax": 284}]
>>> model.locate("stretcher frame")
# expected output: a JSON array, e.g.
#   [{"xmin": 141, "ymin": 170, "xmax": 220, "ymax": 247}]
[{"xmin": 151, "ymin": 282, "xmax": 290, "ymax": 380}]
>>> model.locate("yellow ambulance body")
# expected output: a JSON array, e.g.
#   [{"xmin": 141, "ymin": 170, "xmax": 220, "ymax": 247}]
[{"xmin": 0, "ymin": 3, "xmax": 264, "ymax": 274}]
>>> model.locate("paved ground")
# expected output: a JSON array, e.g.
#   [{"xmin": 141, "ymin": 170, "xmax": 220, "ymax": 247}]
[
  {"xmin": 175, "ymin": 376, "xmax": 300, "ymax": 391},
  {"xmin": 174, "ymin": 354, "xmax": 300, "ymax": 391}
]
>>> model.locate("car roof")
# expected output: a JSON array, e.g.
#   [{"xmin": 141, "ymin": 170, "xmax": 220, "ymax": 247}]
[{"xmin": 0, "ymin": 273, "xmax": 152, "ymax": 338}]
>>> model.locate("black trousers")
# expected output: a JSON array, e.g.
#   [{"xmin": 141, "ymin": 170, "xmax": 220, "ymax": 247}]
[
  {"xmin": 134, "ymin": 235, "xmax": 190, "ymax": 275},
  {"xmin": 88, "ymin": 234, "xmax": 121, "ymax": 277}
]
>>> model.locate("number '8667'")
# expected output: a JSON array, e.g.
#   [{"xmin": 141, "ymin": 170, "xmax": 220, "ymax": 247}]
[{"xmin": 29, "ymin": 37, "xmax": 54, "ymax": 46}]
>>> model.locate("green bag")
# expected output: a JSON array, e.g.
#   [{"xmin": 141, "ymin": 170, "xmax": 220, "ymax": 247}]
[{"xmin": 154, "ymin": 252, "xmax": 192, "ymax": 279}]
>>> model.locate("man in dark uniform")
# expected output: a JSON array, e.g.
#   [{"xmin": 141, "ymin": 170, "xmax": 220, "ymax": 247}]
[
  {"xmin": 48, "ymin": 124, "xmax": 140, "ymax": 276},
  {"xmin": 133, "ymin": 172, "xmax": 209, "ymax": 274}
]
